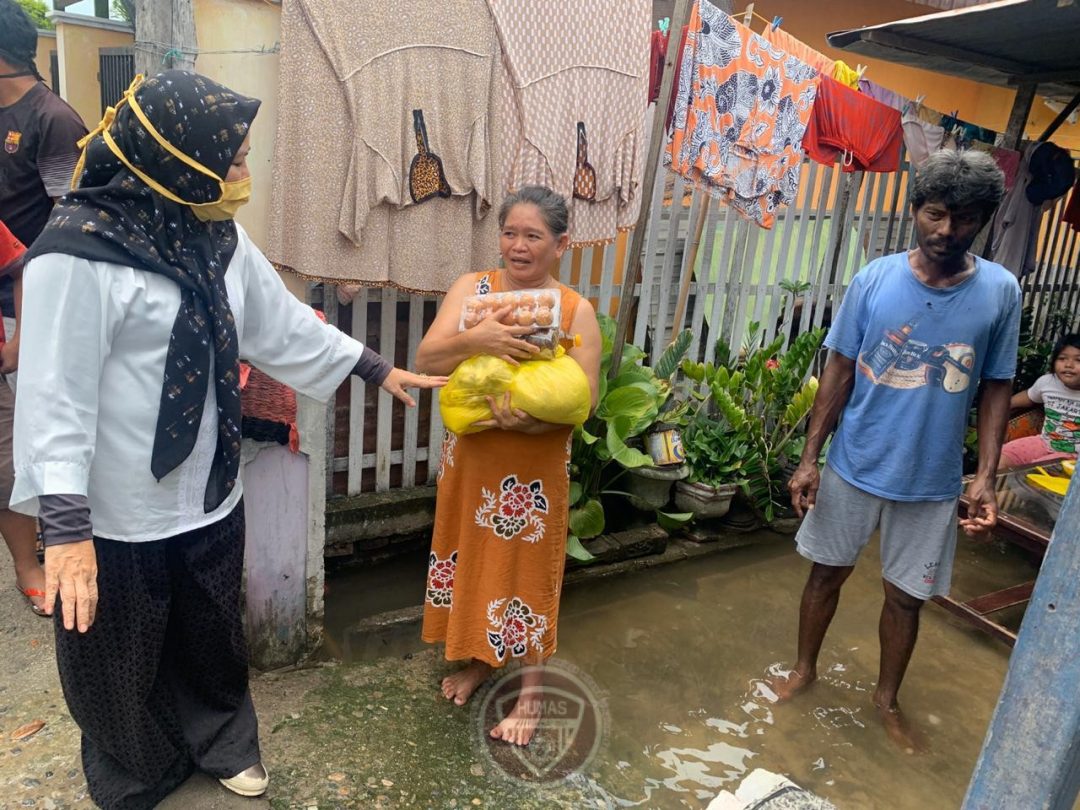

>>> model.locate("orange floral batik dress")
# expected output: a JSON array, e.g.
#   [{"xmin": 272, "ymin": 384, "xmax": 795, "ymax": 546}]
[
  {"xmin": 665, "ymin": 0, "xmax": 820, "ymax": 228},
  {"xmin": 422, "ymin": 270, "xmax": 584, "ymax": 667}
]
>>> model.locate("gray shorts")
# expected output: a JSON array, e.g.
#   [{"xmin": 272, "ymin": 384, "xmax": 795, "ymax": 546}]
[{"xmin": 795, "ymin": 464, "xmax": 959, "ymax": 600}]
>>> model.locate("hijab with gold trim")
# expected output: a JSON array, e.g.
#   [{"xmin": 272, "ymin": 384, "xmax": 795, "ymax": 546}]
[{"xmin": 27, "ymin": 70, "xmax": 261, "ymax": 513}]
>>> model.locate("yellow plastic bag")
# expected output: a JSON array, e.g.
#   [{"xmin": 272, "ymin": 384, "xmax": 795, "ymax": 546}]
[
  {"xmin": 440, "ymin": 347, "xmax": 591, "ymax": 435},
  {"xmin": 510, "ymin": 349, "xmax": 591, "ymax": 427},
  {"xmin": 439, "ymin": 355, "xmax": 515, "ymax": 435}
]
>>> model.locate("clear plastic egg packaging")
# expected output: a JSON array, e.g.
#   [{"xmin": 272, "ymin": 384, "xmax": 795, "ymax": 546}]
[{"xmin": 459, "ymin": 289, "xmax": 562, "ymax": 356}]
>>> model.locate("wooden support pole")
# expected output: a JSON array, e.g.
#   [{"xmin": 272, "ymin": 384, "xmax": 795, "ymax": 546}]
[
  {"xmin": 1003, "ymin": 81, "xmax": 1037, "ymax": 151},
  {"xmin": 1039, "ymin": 90, "xmax": 1080, "ymax": 143},
  {"xmin": 609, "ymin": 0, "xmax": 695, "ymax": 376},
  {"xmin": 671, "ymin": 198, "xmax": 711, "ymax": 340},
  {"xmin": 135, "ymin": 0, "xmax": 197, "ymax": 76},
  {"xmin": 963, "ymin": 474, "xmax": 1080, "ymax": 809}
]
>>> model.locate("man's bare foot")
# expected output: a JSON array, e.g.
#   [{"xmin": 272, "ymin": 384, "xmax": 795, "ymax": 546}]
[
  {"xmin": 441, "ymin": 660, "xmax": 492, "ymax": 706},
  {"xmin": 490, "ymin": 693, "xmax": 542, "ymax": 746},
  {"xmin": 873, "ymin": 697, "xmax": 927, "ymax": 754},
  {"xmin": 765, "ymin": 667, "xmax": 817, "ymax": 703}
]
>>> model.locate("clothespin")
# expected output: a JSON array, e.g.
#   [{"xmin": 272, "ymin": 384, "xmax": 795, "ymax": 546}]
[
  {"xmin": 743, "ymin": 2, "xmax": 754, "ymax": 26},
  {"xmin": 915, "ymin": 94, "xmax": 926, "ymax": 107},
  {"xmin": 856, "ymin": 64, "xmax": 867, "ymax": 80},
  {"xmin": 658, "ymin": 17, "xmax": 670, "ymax": 35},
  {"xmin": 771, "ymin": 15, "xmax": 783, "ymax": 30}
]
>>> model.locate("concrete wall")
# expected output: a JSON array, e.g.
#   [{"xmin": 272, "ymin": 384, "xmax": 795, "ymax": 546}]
[
  {"xmin": 49, "ymin": 12, "xmax": 134, "ymax": 131},
  {"xmin": 191, "ymin": 0, "xmax": 305, "ymax": 297},
  {"xmin": 34, "ymin": 31, "xmax": 56, "ymax": 92}
]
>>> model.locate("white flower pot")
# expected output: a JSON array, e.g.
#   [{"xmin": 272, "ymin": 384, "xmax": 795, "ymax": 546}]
[
  {"xmin": 674, "ymin": 480, "xmax": 738, "ymax": 519},
  {"xmin": 625, "ymin": 464, "xmax": 688, "ymax": 512}
]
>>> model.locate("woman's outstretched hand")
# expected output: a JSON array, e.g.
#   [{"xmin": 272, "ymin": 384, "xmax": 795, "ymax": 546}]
[{"xmin": 381, "ymin": 368, "xmax": 448, "ymax": 408}]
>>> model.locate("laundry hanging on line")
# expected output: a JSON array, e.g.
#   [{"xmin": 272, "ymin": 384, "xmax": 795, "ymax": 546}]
[
  {"xmin": 665, "ymin": 0, "xmax": 820, "ymax": 229},
  {"xmin": 267, "ymin": 0, "xmax": 503, "ymax": 293},
  {"xmin": 492, "ymin": 0, "xmax": 650, "ymax": 248}
]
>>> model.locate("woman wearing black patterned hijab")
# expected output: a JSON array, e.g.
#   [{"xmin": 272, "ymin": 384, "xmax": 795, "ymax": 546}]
[{"xmin": 15, "ymin": 71, "xmax": 445, "ymax": 808}]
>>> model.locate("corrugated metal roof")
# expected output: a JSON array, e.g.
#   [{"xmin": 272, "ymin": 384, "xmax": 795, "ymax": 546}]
[{"xmin": 828, "ymin": 0, "xmax": 1080, "ymax": 99}]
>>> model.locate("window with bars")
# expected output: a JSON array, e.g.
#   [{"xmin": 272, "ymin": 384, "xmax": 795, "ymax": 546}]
[{"xmin": 99, "ymin": 48, "xmax": 135, "ymax": 116}]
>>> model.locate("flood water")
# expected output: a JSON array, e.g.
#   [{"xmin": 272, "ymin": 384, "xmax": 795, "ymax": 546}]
[{"xmin": 324, "ymin": 531, "xmax": 1039, "ymax": 809}]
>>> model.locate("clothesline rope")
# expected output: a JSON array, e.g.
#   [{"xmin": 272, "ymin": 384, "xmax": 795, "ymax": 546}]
[
  {"xmin": 133, "ymin": 40, "xmax": 281, "ymax": 58},
  {"xmin": 725, "ymin": 8, "xmax": 778, "ymax": 30}
]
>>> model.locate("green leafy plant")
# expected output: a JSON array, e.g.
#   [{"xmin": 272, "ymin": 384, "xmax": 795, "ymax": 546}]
[
  {"xmin": 678, "ymin": 323, "xmax": 825, "ymax": 521},
  {"xmin": 111, "ymin": 0, "xmax": 135, "ymax": 24},
  {"xmin": 681, "ymin": 418, "xmax": 752, "ymax": 488},
  {"xmin": 779, "ymin": 279, "xmax": 812, "ymax": 296},
  {"xmin": 566, "ymin": 315, "xmax": 693, "ymax": 560},
  {"xmin": 16, "ymin": 0, "xmax": 51, "ymax": 29}
]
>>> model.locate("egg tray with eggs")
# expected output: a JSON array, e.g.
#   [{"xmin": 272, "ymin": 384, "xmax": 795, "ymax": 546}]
[{"xmin": 459, "ymin": 290, "xmax": 561, "ymax": 354}]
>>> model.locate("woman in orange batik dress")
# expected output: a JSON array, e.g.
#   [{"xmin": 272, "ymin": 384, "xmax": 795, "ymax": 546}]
[{"xmin": 415, "ymin": 186, "xmax": 601, "ymax": 747}]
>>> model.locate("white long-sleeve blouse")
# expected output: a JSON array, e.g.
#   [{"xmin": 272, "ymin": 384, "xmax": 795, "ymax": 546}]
[{"xmin": 11, "ymin": 224, "xmax": 362, "ymax": 542}]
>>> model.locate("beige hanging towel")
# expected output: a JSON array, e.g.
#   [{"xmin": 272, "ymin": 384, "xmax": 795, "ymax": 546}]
[
  {"xmin": 488, "ymin": 0, "xmax": 650, "ymax": 247},
  {"xmin": 268, "ymin": 0, "xmax": 502, "ymax": 293}
]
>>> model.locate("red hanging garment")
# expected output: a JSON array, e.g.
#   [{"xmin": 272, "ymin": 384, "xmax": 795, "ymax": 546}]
[
  {"xmin": 802, "ymin": 75, "xmax": 903, "ymax": 173},
  {"xmin": 648, "ymin": 29, "xmax": 668, "ymax": 103},
  {"xmin": 1062, "ymin": 177, "xmax": 1080, "ymax": 232}
]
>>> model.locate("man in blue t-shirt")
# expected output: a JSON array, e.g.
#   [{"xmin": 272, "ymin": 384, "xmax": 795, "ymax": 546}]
[{"xmin": 770, "ymin": 150, "xmax": 1020, "ymax": 751}]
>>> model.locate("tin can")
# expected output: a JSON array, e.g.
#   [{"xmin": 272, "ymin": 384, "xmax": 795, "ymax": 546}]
[{"xmin": 645, "ymin": 427, "xmax": 685, "ymax": 466}]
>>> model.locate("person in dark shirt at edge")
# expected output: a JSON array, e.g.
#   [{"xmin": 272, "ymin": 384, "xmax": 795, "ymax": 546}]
[{"xmin": 0, "ymin": 0, "xmax": 87, "ymax": 615}]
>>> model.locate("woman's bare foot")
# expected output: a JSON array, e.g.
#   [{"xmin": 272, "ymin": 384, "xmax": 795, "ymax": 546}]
[
  {"xmin": 766, "ymin": 667, "xmax": 817, "ymax": 703},
  {"xmin": 441, "ymin": 660, "xmax": 492, "ymax": 706},
  {"xmin": 490, "ymin": 692, "xmax": 542, "ymax": 746},
  {"xmin": 873, "ymin": 696, "xmax": 927, "ymax": 754},
  {"xmin": 15, "ymin": 562, "xmax": 47, "ymax": 614}
]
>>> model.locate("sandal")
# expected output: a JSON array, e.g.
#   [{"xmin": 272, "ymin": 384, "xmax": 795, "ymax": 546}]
[{"xmin": 16, "ymin": 584, "xmax": 48, "ymax": 618}]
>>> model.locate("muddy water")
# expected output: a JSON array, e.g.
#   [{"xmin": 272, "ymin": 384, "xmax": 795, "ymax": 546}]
[{"xmin": 324, "ymin": 532, "xmax": 1036, "ymax": 809}]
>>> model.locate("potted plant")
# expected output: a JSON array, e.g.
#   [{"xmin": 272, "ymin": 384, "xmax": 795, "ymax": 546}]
[
  {"xmin": 565, "ymin": 316, "xmax": 692, "ymax": 561},
  {"xmin": 674, "ymin": 418, "xmax": 746, "ymax": 519},
  {"xmin": 679, "ymin": 323, "xmax": 825, "ymax": 525}
]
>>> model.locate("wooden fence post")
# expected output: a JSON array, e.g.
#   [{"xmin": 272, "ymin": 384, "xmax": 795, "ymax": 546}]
[
  {"xmin": 610, "ymin": 0, "xmax": 696, "ymax": 373},
  {"xmin": 135, "ymin": 0, "xmax": 196, "ymax": 76}
]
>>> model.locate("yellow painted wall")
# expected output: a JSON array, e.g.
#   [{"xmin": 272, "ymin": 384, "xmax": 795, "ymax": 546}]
[
  {"xmin": 35, "ymin": 31, "xmax": 56, "ymax": 89},
  {"xmin": 192, "ymin": 0, "xmax": 299, "ymax": 295},
  {"xmin": 53, "ymin": 19, "xmax": 133, "ymax": 131}
]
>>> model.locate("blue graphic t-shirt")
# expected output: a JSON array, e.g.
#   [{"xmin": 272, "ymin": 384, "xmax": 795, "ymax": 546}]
[{"xmin": 825, "ymin": 252, "xmax": 1021, "ymax": 501}]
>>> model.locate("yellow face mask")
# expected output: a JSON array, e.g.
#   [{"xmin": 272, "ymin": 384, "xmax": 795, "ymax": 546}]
[
  {"xmin": 73, "ymin": 75, "xmax": 252, "ymax": 221},
  {"xmin": 192, "ymin": 176, "xmax": 252, "ymax": 222}
]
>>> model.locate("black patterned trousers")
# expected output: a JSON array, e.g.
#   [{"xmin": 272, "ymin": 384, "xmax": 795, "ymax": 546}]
[{"xmin": 54, "ymin": 504, "xmax": 260, "ymax": 810}]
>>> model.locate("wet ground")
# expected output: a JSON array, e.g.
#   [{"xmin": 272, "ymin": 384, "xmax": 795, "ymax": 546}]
[
  {"xmin": 322, "ymin": 530, "xmax": 1034, "ymax": 809},
  {"xmin": 0, "ymin": 529, "xmax": 1035, "ymax": 808}
]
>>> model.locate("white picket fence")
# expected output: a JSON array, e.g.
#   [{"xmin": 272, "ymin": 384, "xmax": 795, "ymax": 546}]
[{"xmin": 311, "ymin": 150, "xmax": 1080, "ymax": 497}]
